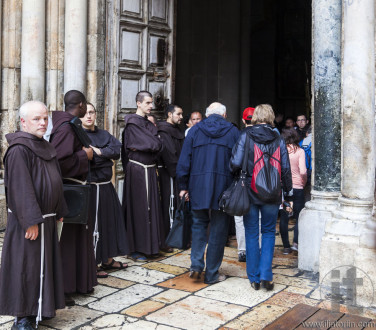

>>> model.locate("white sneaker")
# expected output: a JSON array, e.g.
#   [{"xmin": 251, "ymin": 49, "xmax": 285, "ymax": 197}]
[{"xmin": 291, "ymin": 243, "xmax": 298, "ymax": 251}]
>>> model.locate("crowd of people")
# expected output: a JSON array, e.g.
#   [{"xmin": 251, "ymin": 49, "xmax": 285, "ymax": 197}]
[{"xmin": 0, "ymin": 90, "xmax": 311, "ymax": 329}]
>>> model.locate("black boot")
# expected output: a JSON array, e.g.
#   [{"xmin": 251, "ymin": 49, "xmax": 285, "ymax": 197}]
[{"xmin": 11, "ymin": 317, "xmax": 34, "ymax": 330}]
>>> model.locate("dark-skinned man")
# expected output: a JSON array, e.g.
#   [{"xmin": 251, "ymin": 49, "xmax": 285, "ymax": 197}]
[{"xmin": 50, "ymin": 90, "xmax": 97, "ymax": 305}]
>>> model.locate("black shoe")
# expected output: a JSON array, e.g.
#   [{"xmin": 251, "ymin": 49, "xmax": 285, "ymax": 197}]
[
  {"xmin": 283, "ymin": 247, "xmax": 292, "ymax": 255},
  {"xmin": 11, "ymin": 318, "xmax": 34, "ymax": 330},
  {"xmin": 262, "ymin": 280, "xmax": 274, "ymax": 291},
  {"xmin": 64, "ymin": 293, "xmax": 76, "ymax": 306},
  {"xmin": 189, "ymin": 270, "xmax": 202, "ymax": 279},
  {"xmin": 204, "ymin": 274, "xmax": 227, "ymax": 284},
  {"xmin": 238, "ymin": 252, "xmax": 246, "ymax": 262},
  {"xmin": 251, "ymin": 282, "xmax": 260, "ymax": 290}
]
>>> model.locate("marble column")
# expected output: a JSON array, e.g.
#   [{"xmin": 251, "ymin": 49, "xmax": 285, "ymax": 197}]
[
  {"xmin": 319, "ymin": 0, "xmax": 375, "ymax": 308},
  {"xmin": 64, "ymin": 0, "xmax": 87, "ymax": 94},
  {"xmin": 298, "ymin": 0, "xmax": 342, "ymax": 272},
  {"xmin": 20, "ymin": 0, "xmax": 45, "ymax": 103},
  {"xmin": 46, "ymin": 0, "xmax": 65, "ymax": 111}
]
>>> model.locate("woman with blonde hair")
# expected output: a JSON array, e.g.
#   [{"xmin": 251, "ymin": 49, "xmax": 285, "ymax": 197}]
[{"xmin": 230, "ymin": 104, "xmax": 292, "ymax": 291}]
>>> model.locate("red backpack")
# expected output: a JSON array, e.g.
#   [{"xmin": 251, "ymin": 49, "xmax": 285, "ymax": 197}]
[{"xmin": 250, "ymin": 137, "xmax": 282, "ymax": 202}]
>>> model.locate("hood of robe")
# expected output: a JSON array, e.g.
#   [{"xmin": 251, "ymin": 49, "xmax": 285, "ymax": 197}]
[
  {"xmin": 5, "ymin": 131, "xmax": 57, "ymax": 160},
  {"xmin": 157, "ymin": 121, "xmax": 185, "ymax": 140},
  {"xmin": 51, "ymin": 111, "xmax": 75, "ymax": 133}
]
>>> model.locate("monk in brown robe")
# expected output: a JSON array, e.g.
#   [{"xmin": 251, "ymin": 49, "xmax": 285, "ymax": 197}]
[
  {"xmin": 0, "ymin": 101, "xmax": 67, "ymax": 330},
  {"xmin": 50, "ymin": 90, "xmax": 97, "ymax": 304},
  {"xmin": 157, "ymin": 104, "xmax": 185, "ymax": 237},
  {"xmin": 121, "ymin": 91, "xmax": 165, "ymax": 261}
]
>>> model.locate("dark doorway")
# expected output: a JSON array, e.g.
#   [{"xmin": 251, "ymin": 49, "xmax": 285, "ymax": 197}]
[{"xmin": 174, "ymin": 0, "xmax": 311, "ymax": 126}]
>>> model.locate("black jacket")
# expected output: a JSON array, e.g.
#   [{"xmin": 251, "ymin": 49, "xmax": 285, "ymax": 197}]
[{"xmin": 230, "ymin": 124, "xmax": 292, "ymax": 205}]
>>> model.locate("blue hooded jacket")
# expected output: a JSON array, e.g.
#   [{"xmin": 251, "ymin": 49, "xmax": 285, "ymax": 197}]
[{"xmin": 176, "ymin": 114, "xmax": 240, "ymax": 210}]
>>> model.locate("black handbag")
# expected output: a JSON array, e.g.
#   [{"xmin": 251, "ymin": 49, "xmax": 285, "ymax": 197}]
[
  {"xmin": 219, "ymin": 135, "xmax": 251, "ymax": 216},
  {"xmin": 62, "ymin": 180, "xmax": 91, "ymax": 225},
  {"xmin": 165, "ymin": 196, "xmax": 192, "ymax": 249}
]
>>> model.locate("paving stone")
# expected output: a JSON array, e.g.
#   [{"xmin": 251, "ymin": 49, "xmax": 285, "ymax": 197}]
[
  {"xmin": 126, "ymin": 317, "xmax": 138, "ymax": 323},
  {"xmin": 88, "ymin": 284, "xmax": 164, "ymax": 313},
  {"xmin": 142, "ymin": 262, "xmax": 188, "ymax": 275},
  {"xmin": 157, "ymin": 271, "xmax": 208, "ymax": 292},
  {"xmin": 87, "ymin": 284, "xmax": 119, "ymax": 298},
  {"xmin": 146, "ymin": 295, "xmax": 247, "ymax": 329},
  {"xmin": 115, "ymin": 256, "xmax": 147, "ymax": 267},
  {"xmin": 41, "ymin": 305, "xmax": 104, "ymax": 329},
  {"xmin": 273, "ymin": 267, "xmax": 301, "ymax": 276},
  {"xmin": 195, "ymin": 277, "xmax": 286, "ymax": 307},
  {"xmin": 272, "ymin": 256, "xmax": 298, "ymax": 267},
  {"xmin": 224, "ymin": 303, "xmax": 290, "ymax": 329},
  {"xmin": 223, "ymin": 246, "xmax": 239, "ymax": 259},
  {"xmin": 0, "ymin": 321, "xmax": 14, "ymax": 329},
  {"xmin": 159, "ymin": 252, "xmax": 192, "ymax": 268},
  {"xmin": 284, "ymin": 285, "xmax": 312, "ymax": 295},
  {"xmin": 121, "ymin": 320, "xmax": 159, "ymax": 329},
  {"xmin": 122, "ymin": 300, "xmax": 165, "ymax": 317},
  {"xmin": 111, "ymin": 266, "xmax": 175, "ymax": 285},
  {"xmin": 156, "ymin": 325, "xmax": 180, "ymax": 330},
  {"xmin": 219, "ymin": 258, "xmax": 247, "ymax": 278},
  {"xmin": 98, "ymin": 275, "xmax": 135, "ymax": 289},
  {"xmin": 265, "ymin": 291, "xmax": 320, "ymax": 308},
  {"xmin": 273, "ymin": 273, "xmax": 317, "ymax": 289},
  {"xmin": 0, "ymin": 316, "xmax": 13, "ymax": 325},
  {"xmin": 91, "ymin": 314, "xmax": 127, "ymax": 328},
  {"xmin": 151, "ymin": 289, "xmax": 190, "ymax": 304},
  {"xmin": 71, "ymin": 294, "xmax": 98, "ymax": 306}
]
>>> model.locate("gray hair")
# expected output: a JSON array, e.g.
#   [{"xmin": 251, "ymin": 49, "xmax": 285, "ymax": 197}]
[
  {"xmin": 19, "ymin": 101, "xmax": 48, "ymax": 120},
  {"xmin": 205, "ymin": 102, "xmax": 226, "ymax": 117}
]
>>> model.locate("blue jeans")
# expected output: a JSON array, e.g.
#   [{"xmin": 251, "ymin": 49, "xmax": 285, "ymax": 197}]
[
  {"xmin": 190, "ymin": 209, "xmax": 230, "ymax": 283},
  {"xmin": 280, "ymin": 188, "xmax": 305, "ymax": 247},
  {"xmin": 243, "ymin": 204, "xmax": 279, "ymax": 283}
]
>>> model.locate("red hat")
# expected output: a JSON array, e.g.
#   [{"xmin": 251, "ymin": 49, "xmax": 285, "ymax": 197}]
[{"xmin": 243, "ymin": 107, "xmax": 255, "ymax": 120}]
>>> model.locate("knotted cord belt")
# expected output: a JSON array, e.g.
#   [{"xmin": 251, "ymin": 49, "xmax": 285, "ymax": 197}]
[
  {"xmin": 90, "ymin": 181, "xmax": 111, "ymax": 256},
  {"xmin": 129, "ymin": 160, "xmax": 156, "ymax": 211},
  {"xmin": 169, "ymin": 177, "xmax": 174, "ymax": 228},
  {"xmin": 8, "ymin": 209, "xmax": 56, "ymax": 327}
]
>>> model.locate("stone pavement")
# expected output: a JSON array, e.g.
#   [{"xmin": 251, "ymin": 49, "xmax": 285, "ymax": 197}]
[{"xmin": 0, "ymin": 230, "xmax": 375, "ymax": 330}]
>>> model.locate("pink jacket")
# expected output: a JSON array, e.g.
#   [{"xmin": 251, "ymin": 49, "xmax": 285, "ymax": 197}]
[{"xmin": 287, "ymin": 146, "xmax": 307, "ymax": 189}]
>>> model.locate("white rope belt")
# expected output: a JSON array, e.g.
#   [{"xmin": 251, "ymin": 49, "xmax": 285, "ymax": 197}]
[
  {"xmin": 64, "ymin": 177, "xmax": 87, "ymax": 185},
  {"xmin": 8, "ymin": 209, "xmax": 57, "ymax": 327},
  {"xmin": 169, "ymin": 177, "xmax": 174, "ymax": 228},
  {"xmin": 90, "ymin": 181, "xmax": 111, "ymax": 257},
  {"xmin": 129, "ymin": 160, "xmax": 156, "ymax": 211}
]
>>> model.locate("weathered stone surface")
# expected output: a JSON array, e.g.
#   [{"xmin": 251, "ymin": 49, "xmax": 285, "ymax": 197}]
[
  {"xmin": 157, "ymin": 271, "xmax": 208, "ymax": 292},
  {"xmin": 121, "ymin": 320, "xmax": 159, "ymax": 329},
  {"xmin": 0, "ymin": 195, "xmax": 7, "ymax": 230},
  {"xmin": 195, "ymin": 277, "xmax": 285, "ymax": 307},
  {"xmin": 265, "ymin": 291, "xmax": 319, "ymax": 308},
  {"xmin": 97, "ymin": 275, "xmax": 135, "ymax": 289},
  {"xmin": 111, "ymin": 266, "xmax": 175, "ymax": 285},
  {"xmin": 87, "ymin": 284, "xmax": 119, "ymax": 298},
  {"xmin": 91, "ymin": 314, "xmax": 127, "ymax": 328},
  {"xmin": 146, "ymin": 295, "xmax": 247, "ymax": 329},
  {"xmin": 71, "ymin": 294, "xmax": 98, "ymax": 306},
  {"xmin": 224, "ymin": 303, "xmax": 289, "ymax": 329},
  {"xmin": 284, "ymin": 286, "xmax": 313, "ymax": 296},
  {"xmin": 151, "ymin": 289, "xmax": 190, "ymax": 304},
  {"xmin": 218, "ymin": 258, "xmax": 247, "ymax": 278},
  {"xmin": 122, "ymin": 300, "xmax": 165, "ymax": 317},
  {"xmin": 41, "ymin": 305, "xmax": 104, "ymax": 329},
  {"xmin": 273, "ymin": 266, "xmax": 300, "ymax": 277},
  {"xmin": 142, "ymin": 262, "xmax": 188, "ymax": 275},
  {"xmin": 0, "ymin": 316, "xmax": 13, "ymax": 325},
  {"xmin": 160, "ymin": 252, "xmax": 191, "ymax": 268},
  {"xmin": 88, "ymin": 284, "xmax": 164, "ymax": 313},
  {"xmin": 273, "ymin": 274, "xmax": 317, "ymax": 289}
]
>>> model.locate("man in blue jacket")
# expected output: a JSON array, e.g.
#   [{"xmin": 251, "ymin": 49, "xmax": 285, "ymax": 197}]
[{"xmin": 177, "ymin": 102, "xmax": 240, "ymax": 284}]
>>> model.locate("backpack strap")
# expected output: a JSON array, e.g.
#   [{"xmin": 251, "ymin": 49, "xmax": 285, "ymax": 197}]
[{"xmin": 241, "ymin": 134, "xmax": 250, "ymax": 173}]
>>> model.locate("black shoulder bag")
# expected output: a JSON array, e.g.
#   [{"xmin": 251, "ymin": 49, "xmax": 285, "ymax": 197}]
[{"xmin": 219, "ymin": 135, "xmax": 251, "ymax": 216}]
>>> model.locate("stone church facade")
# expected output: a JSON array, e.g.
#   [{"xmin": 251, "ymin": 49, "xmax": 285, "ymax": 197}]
[{"xmin": 0, "ymin": 0, "xmax": 375, "ymax": 307}]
